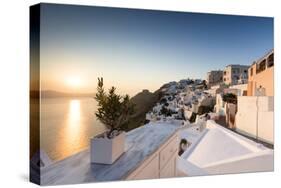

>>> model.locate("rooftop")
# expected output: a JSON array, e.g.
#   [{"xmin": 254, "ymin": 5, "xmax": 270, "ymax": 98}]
[
  {"xmin": 225, "ymin": 64, "xmax": 250, "ymax": 68},
  {"xmin": 178, "ymin": 120, "xmax": 273, "ymax": 176},
  {"xmin": 40, "ymin": 122, "xmax": 182, "ymax": 185},
  {"xmin": 251, "ymin": 49, "xmax": 274, "ymax": 66}
]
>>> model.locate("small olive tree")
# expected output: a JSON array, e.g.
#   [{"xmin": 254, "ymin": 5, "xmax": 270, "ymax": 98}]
[
  {"xmin": 222, "ymin": 93, "xmax": 237, "ymax": 104},
  {"xmin": 94, "ymin": 77, "xmax": 135, "ymax": 138}
]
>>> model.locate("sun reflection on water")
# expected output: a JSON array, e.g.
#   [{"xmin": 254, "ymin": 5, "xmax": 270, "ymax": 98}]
[
  {"xmin": 68, "ymin": 99, "xmax": 81, "ymax": 125},
  {"xmin": 63, "ymin": 99, "xmax": 82, "ymax": 157},
  {"xmin": 42, "ymin": 98, "xmax": 107, "ymax": 161}
]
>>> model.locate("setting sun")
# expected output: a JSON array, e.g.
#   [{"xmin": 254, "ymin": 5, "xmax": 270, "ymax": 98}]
[{"xmin": 66, "ymin": 77, "xmax": 82, "ymax": 88}]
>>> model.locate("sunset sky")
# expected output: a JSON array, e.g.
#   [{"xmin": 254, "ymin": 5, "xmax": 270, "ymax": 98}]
[{"xmin": 40, "ymin": 4, "xmax": 273, "ymax": 96}]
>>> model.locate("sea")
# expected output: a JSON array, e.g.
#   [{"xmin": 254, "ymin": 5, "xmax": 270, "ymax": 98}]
[{"xmin": 39, "ymin": 97, "xmax": 106, "ymax": 161}]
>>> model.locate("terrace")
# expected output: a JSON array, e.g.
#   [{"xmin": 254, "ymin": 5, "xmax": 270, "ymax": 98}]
[{"xmin": 177, "ymin": 120, "xmax": 273, "ymax": 176}]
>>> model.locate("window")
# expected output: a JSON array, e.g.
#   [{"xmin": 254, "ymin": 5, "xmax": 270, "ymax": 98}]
[
  {"xmin": 232, "ymin": 68, "xmax": 239, "ymax": 74},
  {"xmin": 268, "ymin": 53, "xmax": 274, "ymax": 68},
  {"xmin": 256, "ymin": 59, "xmax": 266, "ymax": 74},
  {"xmin": 250, "ymin": 68, "xmax": 253, "ymax": 76}
]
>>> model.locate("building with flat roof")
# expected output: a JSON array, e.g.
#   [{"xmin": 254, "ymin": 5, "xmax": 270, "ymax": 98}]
[
  {"xmin": 223, "ymin": 65, "xmax": 249, "ymax": 85},
  {"xmin": 247, "ymin": 49, "xmax": 274, "ymax": 96},
  {"xmin": 206, "ymin": 70, "xmax": 223, "ymax": 87}
]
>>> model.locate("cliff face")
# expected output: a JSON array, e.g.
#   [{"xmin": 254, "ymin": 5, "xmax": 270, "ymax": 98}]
[
  {"xmin": 125, "ymin": 89, "xmax": 162, "ymax": 131},
  {"xmin": 125, "ymin": 79, "xmax": 198, "ymax": 131}
]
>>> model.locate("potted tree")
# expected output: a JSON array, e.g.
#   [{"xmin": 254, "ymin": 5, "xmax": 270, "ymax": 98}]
[{"xmin": 91, "ymin": 77, "xmax": 135, "ymax": 164}]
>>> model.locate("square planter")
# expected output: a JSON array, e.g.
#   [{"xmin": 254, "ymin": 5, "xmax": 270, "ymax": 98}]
[{"xmin": 90, "ymin": 131, "xmax": 125, "ymax": 164}]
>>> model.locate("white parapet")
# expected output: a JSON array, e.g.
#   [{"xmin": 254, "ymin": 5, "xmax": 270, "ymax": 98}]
[
  {"xmin": 235, "ymin": 96, "xmax": 274, "ymax": 144},
  {"xmin": 177, "ymin": 120, "xmax": 273, "ymax": 176}
]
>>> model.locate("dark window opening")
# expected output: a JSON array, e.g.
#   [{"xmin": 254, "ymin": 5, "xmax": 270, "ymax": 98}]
[
  {"xmin": 268, "ymin": 53, "xmax": 274, "ymax": 68},
  {"xmin": 256, "ymin": 59, "xmax": 266, "ymax": 74}
]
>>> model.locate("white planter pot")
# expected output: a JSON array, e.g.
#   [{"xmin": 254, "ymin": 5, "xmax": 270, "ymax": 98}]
[{"xmin": 90, "ymin": 131, "xmax": 125, "ymax": 164}]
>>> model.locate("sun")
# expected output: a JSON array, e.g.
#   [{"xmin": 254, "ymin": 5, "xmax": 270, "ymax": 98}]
[{"xmin": 66, "ymin": 76, "xmax": 82, "ymax": 88}]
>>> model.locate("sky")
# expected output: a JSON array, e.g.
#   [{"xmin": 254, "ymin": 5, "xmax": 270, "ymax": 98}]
[{"xmin": 39, "ymin": 3, "xmax": 273, "ymax": 96}]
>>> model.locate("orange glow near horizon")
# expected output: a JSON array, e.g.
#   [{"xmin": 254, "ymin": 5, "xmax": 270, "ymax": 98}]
[
  {"xmin": 65, "ymin": 76, "xmax": 83, "ymax": 89},
  {"xmin": 40, "ymin": 51, "xmax": 182, "ymax": 96}
]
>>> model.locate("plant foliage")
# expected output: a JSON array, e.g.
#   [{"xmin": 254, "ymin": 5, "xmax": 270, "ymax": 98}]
[
  {"xmin": 94, "ymin": 77, "xmax": 135, "ymax": 138},
  {"xmin": 222, "ymin": 93, "xmax": 237, "ymax": 104}
]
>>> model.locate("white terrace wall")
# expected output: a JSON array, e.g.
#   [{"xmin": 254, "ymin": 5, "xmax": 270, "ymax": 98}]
[
  {"xmin": 235, "ymin": 96, "xmax": 274, "ymax": 144},
  {"xmin": 229, "ymin": 84, "xmax": 248, "ymax": 96},
  {"xmin": 215, "ymin": 94, "xmax": 225, "ymax": 116}
]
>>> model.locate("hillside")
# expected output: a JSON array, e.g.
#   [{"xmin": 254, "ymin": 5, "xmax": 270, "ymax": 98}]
[{"xmin": 124, "ymin": 89, "xmax": 161, "ymax": 131}]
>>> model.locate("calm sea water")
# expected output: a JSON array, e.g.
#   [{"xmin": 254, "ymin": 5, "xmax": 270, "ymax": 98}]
[{"xmin": 40, "ymin": 97, "xmax": 106, "ymax": 161}]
